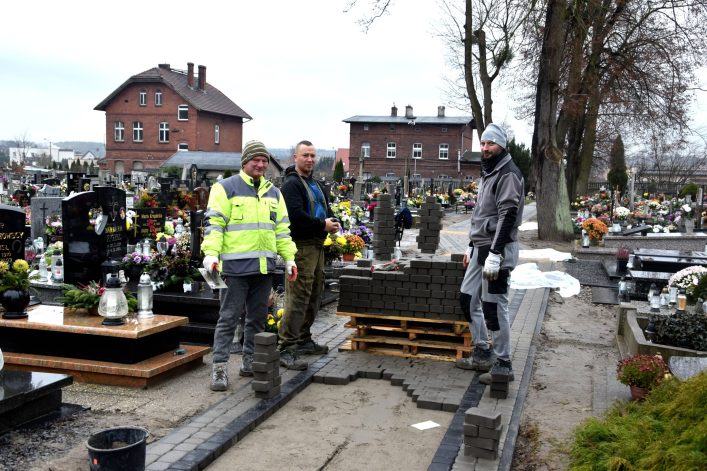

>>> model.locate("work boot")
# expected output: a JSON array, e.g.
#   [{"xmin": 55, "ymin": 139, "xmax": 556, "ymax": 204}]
[
  {"xmin": 479, "ymin": 359, "xmax": 515, "ymax": 385},
  {"xmin": 210, "ymin": 363, "xmax": 228, "ymax": 391},
  {"xmin": 239, "ymin": 353, "xmax": 254, "ymax": 377},
  {"xmin": 279, "ymin": 349, "xmax": 308, "ymax": 370},
  {"xmin": 296, "ymin": 340, "xmax": 329, "ymax": 355},
  {"xmin": 455, "ymin": 347, "xmax": 495, "ymax": 371}
]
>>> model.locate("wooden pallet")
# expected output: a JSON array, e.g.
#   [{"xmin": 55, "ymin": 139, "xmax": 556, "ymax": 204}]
[{"xmin": 337, "ymin": 311, "xmax": 472, "ymax": 361}]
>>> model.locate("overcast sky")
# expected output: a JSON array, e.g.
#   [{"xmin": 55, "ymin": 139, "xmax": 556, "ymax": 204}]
[{"xmin": 2, "ymin": 1, "xmax": 706, "ymax": 153}]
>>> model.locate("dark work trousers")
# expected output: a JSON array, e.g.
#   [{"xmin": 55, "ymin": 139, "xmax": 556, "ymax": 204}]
[
  {"xmin": 212, "ymin": 274, "xmax": 271, "ymax": 363},
  {"xmin": 279, "ymin": 241, "xmax": 325, "ymax": 351}
]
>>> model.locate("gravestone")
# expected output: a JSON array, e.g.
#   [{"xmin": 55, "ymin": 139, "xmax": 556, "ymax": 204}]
[
  {"xmin": 37, "ymin": 184, "xmax": 60, "ymax": 197},
  {"xmin": 129, "ymin": 207, "xmax": 167, "ymax": 244},
  {"xmin": 190, "ymin": 210, "xmax": 205, "ymax": 262},
  {"xmin": 0, "ymin": 204, "xmax": 29, "ymax": 264},
  {"xmin": 30, "ymin": 197, "xmax": 63, "ymax": 242},
  {"xmin": 66, "ymin": 173, "xmax": 82, "ymax": 194},
  {"xmin": 194, "ymin": 187, "xmax": 209, "ymax": 211},
  {"xmin": 12, "ymin": 190, "xmax": 30, "ymax": 207},
  {"xmin": 158, "ymin": 183, "xmax": 171, "ymax": 206},
  {"xmin": 62, "ymin": 187, "xmax": 127, "ymax": 284}
]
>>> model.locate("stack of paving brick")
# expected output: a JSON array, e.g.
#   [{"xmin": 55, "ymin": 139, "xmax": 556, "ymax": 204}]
[
  {"xmin": 487, "ymin": 363, "xmax": 513, "ymax": 399},
  {"xmin": 251, "ymin": 332, "xmax": 282, "ymax": 399},
  {"xmin": 416, "ymin": 195, "xmax": 444, "ymax": 254},
  {"xmin": 337, "ymin": 254, "xmax": 465, "ymax": 320},
  {"xmin": 463, "ymin": 407, "xmax": 503, "ymax": 460},
  {"xmin": 372, "ymin": 194, "xmax": 395, "ymax": 260}
]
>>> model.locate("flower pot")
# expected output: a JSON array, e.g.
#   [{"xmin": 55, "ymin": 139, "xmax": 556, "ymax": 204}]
[
  {"xmin": 342, "ymin": 253, "xmax": 355, "ymax": 262},
  {"xmin": 630, "ymin": 385, "xmax": 649, "ymax": 401},
  {"xmin": 1, "ymin": 288, "xmax": 31, "ymax": 319},
  {"xmin": 589, "ymin": 237, "xmax": 603, "ymax": 247}
]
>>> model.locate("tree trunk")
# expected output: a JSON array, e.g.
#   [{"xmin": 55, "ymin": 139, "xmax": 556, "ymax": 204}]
[
  {"xmin": 464, "ymin": 0, "xmax": 485, "ymax": 137},
  {"xmin": 532, "ymin": 0, "xmax": 574, "ymax": 242}
]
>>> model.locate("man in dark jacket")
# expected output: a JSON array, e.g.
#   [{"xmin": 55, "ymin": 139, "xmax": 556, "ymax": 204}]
[
  {"xmin": 279, "ymin": 140, "xmax": 341, "ymax": 369},
  {"xmin": 455, "ymin": 123, "xmax": 524, "ymax": 389}
]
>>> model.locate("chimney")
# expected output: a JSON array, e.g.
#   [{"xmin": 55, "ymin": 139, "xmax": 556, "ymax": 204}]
[
  {"xmin": 197, "ymin": 65, "xmax": 206, "ymax": 91},
  {"xmin": 158, "ymin": 63, "xmax": 171, "ymax": 69},
  {"xmin": 405, "ymin": 105, "xmax": 414, "ymax": 119},
  {"xmin": 438, "ymin": 106, "xmax": 445, "ymax": 117},
  {"xmin": 391, "ymin": 104, "xmax": 398, "ymax": 117},
  {"xmin": 187, "ymin": 62, "xmax": 194, "ymax": 88}
]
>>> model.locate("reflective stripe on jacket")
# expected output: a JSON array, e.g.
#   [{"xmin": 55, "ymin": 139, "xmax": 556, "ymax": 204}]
[{"xmin": 202, "ymin": 170, "xmax": 297, "ymax": 276}]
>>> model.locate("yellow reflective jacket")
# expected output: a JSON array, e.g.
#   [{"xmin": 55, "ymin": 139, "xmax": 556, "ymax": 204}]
[{"xmin": 202, "ymin": 171, "xmax": 296, "ymax": 276}]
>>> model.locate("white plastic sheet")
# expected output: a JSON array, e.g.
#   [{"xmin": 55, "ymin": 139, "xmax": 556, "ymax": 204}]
[
  {"xmin": 510, "ymin": 263, "xmax": 580, "ymax": 297},
  {"xmin": 519, "ymin": 248, "xmax": 573, "ymax": 262}
]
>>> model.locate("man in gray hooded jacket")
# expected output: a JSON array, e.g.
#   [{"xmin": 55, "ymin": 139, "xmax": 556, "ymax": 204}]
[{"xmin": 455, "ymin": 123, "xmax": 524, "ymax": 387}]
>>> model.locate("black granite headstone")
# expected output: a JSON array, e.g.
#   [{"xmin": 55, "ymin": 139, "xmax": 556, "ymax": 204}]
[
  {"xmin": 0, "ymin": 204, "xmax": 29, "ymax": 264},
  {"xmin": 621, "ymin": 224, "xmax": 652, "ymax": 236},
  {"xmin": 194, "ymin": 187, "xmax": 209, "ymax": 211},
  {"xmin": 62, "ymin": 187, "xmax": 127, "ymax": 284},
  {"xmin": 129, "ymin": 207, "xmax": 166, "ymax": 244},
  {"xmin": 158, "ymin": 183, "xmax": 171, "ymax": 206},
  {"xmin": 66, "ymin": 173, "xmax": 83, "ymax": 194},
  {"xmin": 190, "ymin": 210, "xmax": 205, "ymax": 262}
]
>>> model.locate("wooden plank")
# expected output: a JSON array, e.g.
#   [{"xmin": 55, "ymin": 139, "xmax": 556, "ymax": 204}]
[
  {"xmin": 349, "ymin": 323, "xmax": 470, "ymax": 339},
  {"xmin": 348, "ymin": 334, "xmax": 472, "ymax": 351},
  {"xmin": 338, "ymin": 340, "xmax": 463, "ymax": 362},
  {"xmin": 337, "ymin": 311, "xmax": 467, "ymax": 328}
]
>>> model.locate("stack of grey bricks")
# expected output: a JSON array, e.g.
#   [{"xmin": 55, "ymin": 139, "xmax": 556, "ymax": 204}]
[
  {"xmin": 416, "ymin": 196, "xmax": 444, "ymax": 254},
  {"xmin": 487, "ymin": 363, "xmax": 513, "ymax": 399},
  {"xmin": 251, "ymin": 332, "xmax": 281, "ymax": 399},
  {"xmin": 463, "ymin": 407, "xmax": 503, "ymax": 460},
  {"xmin": 336, "ymin": 254, "xmax": 466, "ymax": 320},
  {"xmin": 372, "ymin": 194, "xmax": 395, "ymax": 260}
]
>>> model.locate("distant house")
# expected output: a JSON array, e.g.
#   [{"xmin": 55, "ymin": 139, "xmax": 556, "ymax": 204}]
[
  {"xmin": 343, "ymin": 104, "xmax": 478, "ymax": 183},
  {"xmin": 333, "ymin": 148, "xmax": 350, "ymax": 173},
  {"xmin": 95, "ymin": 62, "xmax": 251, "ymax": 175},
  {"xmin": 160, "ymin": 150, "xmax": 284, "ymax": 183}
]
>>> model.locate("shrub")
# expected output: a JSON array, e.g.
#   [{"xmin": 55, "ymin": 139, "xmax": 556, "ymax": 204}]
[
  {"xmin": 616, "ymin": 354, "xmax": 669, "ymax": 389},
  {"xmin": 651, "ymin": 312, "xmax": 707, "ymax": 351}
]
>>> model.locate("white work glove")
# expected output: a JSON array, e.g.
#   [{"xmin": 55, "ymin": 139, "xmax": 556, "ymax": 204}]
[
  {"xmin": 286, "ymin": 261, "xmax": 297, "ymax": 276},
  {"xmin": 203, "ymin": 255, "xmax": 219, "ymax": 271},
  {"xmin": 483, "ymin": 252, "xmax": 503, "ymax": 281},
  {"xmin": 463, "ymin": 246, "xmax": 472, "ymax": 269}
]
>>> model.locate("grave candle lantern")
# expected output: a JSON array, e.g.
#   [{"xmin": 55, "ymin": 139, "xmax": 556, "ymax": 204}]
[
  {"xmin": 98, "ymin": 274, "xmax": 129, "ymax": 326},
  {"xmin": 137, "ymin": 273, "xmax": 154, "ymax": 319}
]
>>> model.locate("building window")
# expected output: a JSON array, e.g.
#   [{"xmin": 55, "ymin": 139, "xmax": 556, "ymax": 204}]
[
  {"xmin": 385, "ymin": 172, "xmax": 396, "ymax": 177},
  {"xmin": 361, "ymin": 142, "xmax": 370, "ymax": 159},
  {"xmin": 412, "ymin": 173, "xmax": 421, "ymax": 180},
  {"xmin": 214, "ymin": 125, "xmax": 220, "ymax": 144},
  {"xmin": 139, "ymin": 89, "xmax": 147, "ymax": 106},
  {"xmin": 387, "ymin": 142, "xmax": 396, "ymax": 159},
  {"xmin": 132, "ymin": 161, "xmax": 144, "ymax": 171},
  {"xmin": 114, "ymin": 121, "xmax": 124, "ymax": 142},
  {"xmin": 363, "ymin": 124, "xmax": 369, "ymax": 131},
  {"xmin": 115, "ymin": 161, "xmax": 125, "ymax": 174},
  {"xmin": 389, "ymin": 124, "xmax": 396, "ymax": 131},
  {"xmin": 178, "ymin": 104, "xmax": 189, "ymax": 121},
  {"xmin": 412, "ymin": 143, "xmax": 422, "ymax": 159},
  {"xmin": 439, "ymin": 143, "xmax": 449, "ymax": 160},
  {"xmin": 442, "ymin": 127, "xmax": 448, "ymax": 133},
  {"xmin": 132, "ymin": 121, "xmax": 143, "ymax": 142},
  {"xmin": 178, "ymin": 143, "xmax": 188, "ymax": 151},
  {"xmin": 155, "ymin": 89, "xmax": 162, "ymax": 106},
  {"xmin": 159, "ymin": 122, "xmax": 170, "ymax": 143}
]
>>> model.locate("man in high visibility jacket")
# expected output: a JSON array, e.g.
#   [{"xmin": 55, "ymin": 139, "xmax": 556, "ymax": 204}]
[{"xmin": 202, "ymin": 140, "xmax": 298, "ymax": 391}]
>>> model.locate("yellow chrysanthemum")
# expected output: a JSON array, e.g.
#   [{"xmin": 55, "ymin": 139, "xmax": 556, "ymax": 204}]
[
  {"xmin": 277, "ymin": 320, "xmax": 281, "ymax": 329},
  {"xmin": 323, "ymin": 237, "xmax": 332, "ymax": 246},
  {"xmin": 336, "ymin": 236, "xmax": 347, "ymax": 246},
  {"xmin": 276, "ymin": 308, "xmax": 284, "ymax": 318},
  {"xmin": 267, "ymin": 318, "xmax": 275, "ymax": 326},
  {"xmin": 0, "ymin": 261, "xmax": 9, "ymax": 273},
  {"xmin": 12, "ymin": 259, "xmax": 29, "ymax": 273}
]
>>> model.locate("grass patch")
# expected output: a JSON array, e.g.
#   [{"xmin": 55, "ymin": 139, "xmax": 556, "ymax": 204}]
[{"xmin": 569, "ymin": 372, "xmax": 707, "ymax": 470}]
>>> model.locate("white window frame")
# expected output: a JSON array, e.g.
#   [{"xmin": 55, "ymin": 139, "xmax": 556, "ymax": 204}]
[
  {"xmin": 214, "ymin": 125, "xmax": 220, "ymax": 144},
  {"xmin": 159, "ymin": 122, "xmax": 170, "ymax": 143},
  {"xmin": 439, "ymin": 143, "xmax": 449, "ymax": 160},
  {"xmin": 132, "ymin": 121, "xmax": 143, "ymax": 143},
  {"xmin": 178, "ymin": 104, "xmax": 189, "ymax": 121},
  {"xmin": 385, "ymin": 172, "xmax": 396, "ymax": 177},
  {"xmin": 114, "ymin": 121, "xmax": 124, "ymax": 142},
  {"xmin": 154, "ymin": 89, "xmax": 162, "ymax": 106},
  {"xmin": 363, "ymin": 124, "xmax": 369, "ymax": 131},
  {"xmin": 361, "ymin": 142, "xmax": 370, "ymax": 159},
  {"xmin": 412, "ymin": 143, "xmax": 422, "ymax": 159},
  {"xmin": 139, "ymin": 89, "xmax": 147, "ymax": 106},
  {"xmin": 386, "ymin": 142, "xmax": 396, "ymax": 159},
  {"xmin": 178, "ymin": 143, "xmax": 188, "ymax": 151}
]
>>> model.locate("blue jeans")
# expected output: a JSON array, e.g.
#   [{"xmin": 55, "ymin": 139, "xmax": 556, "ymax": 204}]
[{"xmin": 212, "ymin": 274, "xmax": 272, "ymax": 363}]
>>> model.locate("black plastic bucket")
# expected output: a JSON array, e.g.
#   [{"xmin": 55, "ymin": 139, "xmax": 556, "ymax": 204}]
[{"xmin": 86, "ymin": 426, "xmax": 149, "ymax": 471}]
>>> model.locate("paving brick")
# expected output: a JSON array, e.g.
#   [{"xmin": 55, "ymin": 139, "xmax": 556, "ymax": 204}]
[
  {"xmin": 478, "ymin": 424, "xmax": 503, "ymax": 440},
  {"xmin": 253, "ymin": 351, "xmax": 280, "ymax": 363},
  {"xmin": 252, "ymin": 360, "xmax": 278, "ymax": 373},
  {"xmin": 254, "ymin": 332, "xmax": 278, "ymax": 345},
  {"xmin": 463, "ymin": 423, "xmax": 479, "ymax": 437},
  {"xmin": 464, "ymin": 444, "xmax": 498, "ymax": 460},
  {"xmin": 466, "ymin": 436, "xmax": 498, "ymax": 451},
  {"xmin": 255, "ymin": 385, "xmax": 281, "ymax": 399},
  {"xmin": 465, "ymin": 407, "xmax": 502, "ymax": 428}
]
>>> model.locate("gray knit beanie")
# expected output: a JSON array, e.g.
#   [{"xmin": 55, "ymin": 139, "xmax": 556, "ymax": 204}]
[
  {"xmin": 241, "ymin": 140, "xmax": 270, "ymax": 166},
  {"xmin": 480, "ymin": 123, "xmax": 507, "ymax": 149}
]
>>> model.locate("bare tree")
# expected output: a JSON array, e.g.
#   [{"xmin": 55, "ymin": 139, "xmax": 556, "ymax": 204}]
[{"xmin": 629, "ymin": 131, "xmax": 707, "ymax": 187}]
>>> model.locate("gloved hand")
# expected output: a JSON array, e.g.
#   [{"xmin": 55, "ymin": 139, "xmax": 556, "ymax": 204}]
[
  {"xmin": 463, "ymin": 246, "xmax": 473, "ymax": 269},
  {"xmin": 483, "ymin": 252, "xmax": 503, "ymax": 281},
  {"xmin": 203, "ymin": 255, "xmax": 219, "ymax": 271},
  {"xmin": 285, "ymin": 260, "xmax": 298, "ymax": 281}
]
